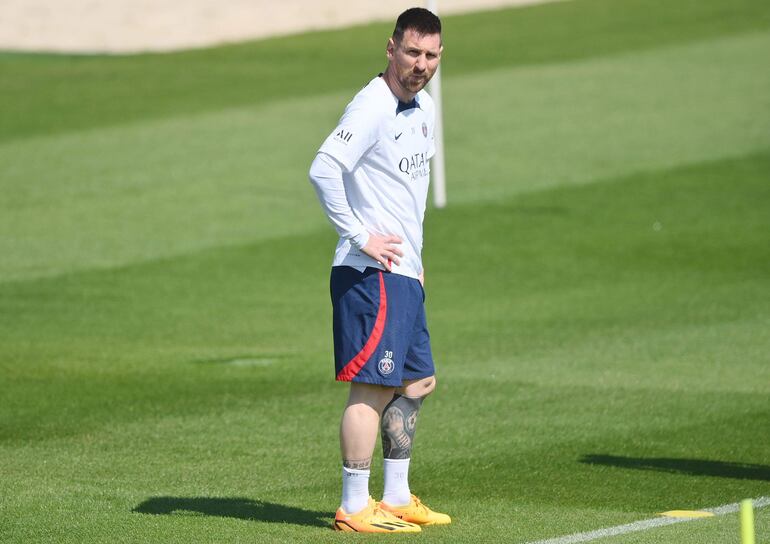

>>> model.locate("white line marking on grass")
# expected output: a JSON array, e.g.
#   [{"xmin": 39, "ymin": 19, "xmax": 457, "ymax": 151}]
[{"xmin": 526, "ymin": 497, "xmax": 770, "ymax": 544}]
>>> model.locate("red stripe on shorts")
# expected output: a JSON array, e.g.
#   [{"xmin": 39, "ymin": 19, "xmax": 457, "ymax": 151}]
[{"xmin": 336, "ymin": 271, "xmax": 387, "ymax": 381}]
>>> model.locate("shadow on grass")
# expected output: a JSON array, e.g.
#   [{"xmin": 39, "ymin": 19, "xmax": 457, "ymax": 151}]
[
  {"xmin": 580, "ymin": 454, "xmax": 770, "ymax": 481},
  {"xmin": 133, "ymin": 496, "xmax": 333, "ymax": 528}
]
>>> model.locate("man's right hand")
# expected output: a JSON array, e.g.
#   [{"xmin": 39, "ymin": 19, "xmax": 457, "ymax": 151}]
[{"xmin": 361, "ymin": 234, "xmax": 404, "ymax": 272}]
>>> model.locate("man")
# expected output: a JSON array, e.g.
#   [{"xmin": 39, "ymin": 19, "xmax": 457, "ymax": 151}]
[{"xmin": 308, "ymin": 7, "xmax": 451, "ymax": 534}]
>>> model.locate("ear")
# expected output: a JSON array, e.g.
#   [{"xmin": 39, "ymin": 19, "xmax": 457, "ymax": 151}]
[{"xmin": 386, "ymin": 37, "xmax": 396, "ymax": 60}]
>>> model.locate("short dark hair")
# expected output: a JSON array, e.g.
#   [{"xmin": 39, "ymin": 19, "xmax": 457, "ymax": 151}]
[{"xmin": 392, "ymin": 8, "xmax": 442, "ymax": 42}]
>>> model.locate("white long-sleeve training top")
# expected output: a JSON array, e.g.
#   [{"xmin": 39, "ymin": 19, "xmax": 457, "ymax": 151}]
[{"xmin": 309, "ymin": 75, "xmax": 436, "ymax": 280}]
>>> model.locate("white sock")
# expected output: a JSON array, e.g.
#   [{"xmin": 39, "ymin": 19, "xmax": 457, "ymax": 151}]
[
  {"xmin": 382, "ymin": 458, "xmax": 411, "ymax": 506},
  {"xmin": 341, "ymin": 466, "xmax": 370, "ymax": 514}
]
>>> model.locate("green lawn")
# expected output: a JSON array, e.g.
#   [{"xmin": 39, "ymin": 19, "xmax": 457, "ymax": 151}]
[{"xmin": 1, "ymin": 0, "xmax": 769, "ymax": 542}]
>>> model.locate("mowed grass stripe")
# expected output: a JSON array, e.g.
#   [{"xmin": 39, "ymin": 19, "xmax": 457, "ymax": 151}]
[
  {"xmin": 445, "ymin": 31, "xmax": 770, "ymax": 200},
  {"xmin": 428, "ymin": 151, "xmax": 770, "ymax": 372},
  {"xmin": 1, "ymin": 31, "xmax": 768, "ymax": 283},
  {"xmin": 1, "ymin": 0, "xmax": 767, "ymax": 142},
  {"xmin": 3, "ymin": 151, "xmax": 767, "ymax": 365}
]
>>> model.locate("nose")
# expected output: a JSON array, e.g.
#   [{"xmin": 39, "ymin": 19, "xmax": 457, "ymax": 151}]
[{"xmin": 415, "ymin": 55, "xmax": 427, "ymax": 72}]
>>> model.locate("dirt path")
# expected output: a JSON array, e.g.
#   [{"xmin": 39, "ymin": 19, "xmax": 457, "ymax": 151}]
[{"xmin": 0, "ymin": 0, "xmax": 564, "ymax": 53}]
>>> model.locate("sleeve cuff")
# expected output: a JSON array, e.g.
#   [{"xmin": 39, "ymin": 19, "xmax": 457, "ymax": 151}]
[{"xmin": 350, "ymin": 229, "xmax": 369, "ymax": 250}]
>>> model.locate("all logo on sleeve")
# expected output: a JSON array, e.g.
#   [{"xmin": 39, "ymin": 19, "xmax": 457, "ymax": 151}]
[{"xmin": 334, "ymin": 129, "xmax": 353, "ymax": 144}]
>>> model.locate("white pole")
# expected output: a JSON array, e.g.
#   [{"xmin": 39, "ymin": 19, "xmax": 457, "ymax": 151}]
[{"xmin": 426, "ymin": 0, "xmax": 447, "ymax": 208}]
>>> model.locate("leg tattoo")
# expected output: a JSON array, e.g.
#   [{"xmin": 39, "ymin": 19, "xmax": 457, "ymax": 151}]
[
  {"xmin": 343, "ymin": 458, "xmax": 372, "ymax": 470},
  {"xmin": 381, "ymin": 395, "xmax": 423, "ymax": 459}
]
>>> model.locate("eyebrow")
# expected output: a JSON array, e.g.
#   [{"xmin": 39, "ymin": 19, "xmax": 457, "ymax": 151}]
[{"xmin": 403, "ymin": 45, "xmax": 440, "ymax": 55}]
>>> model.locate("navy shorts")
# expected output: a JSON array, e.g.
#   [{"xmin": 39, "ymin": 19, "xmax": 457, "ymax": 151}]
[{"xmin": 330, "ymin": 266, "xmax": 435, "ymax": 386}]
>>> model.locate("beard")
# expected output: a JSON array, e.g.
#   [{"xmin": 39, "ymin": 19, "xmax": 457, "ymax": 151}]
[{"xmin": 403, "ymin": 72, "xmax": 429, "ymax": 92}]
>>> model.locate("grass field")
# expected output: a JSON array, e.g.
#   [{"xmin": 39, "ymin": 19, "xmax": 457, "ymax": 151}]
[{"xmin": 1, "ymin": 0, "xmax": 769, "ymax": 542}]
